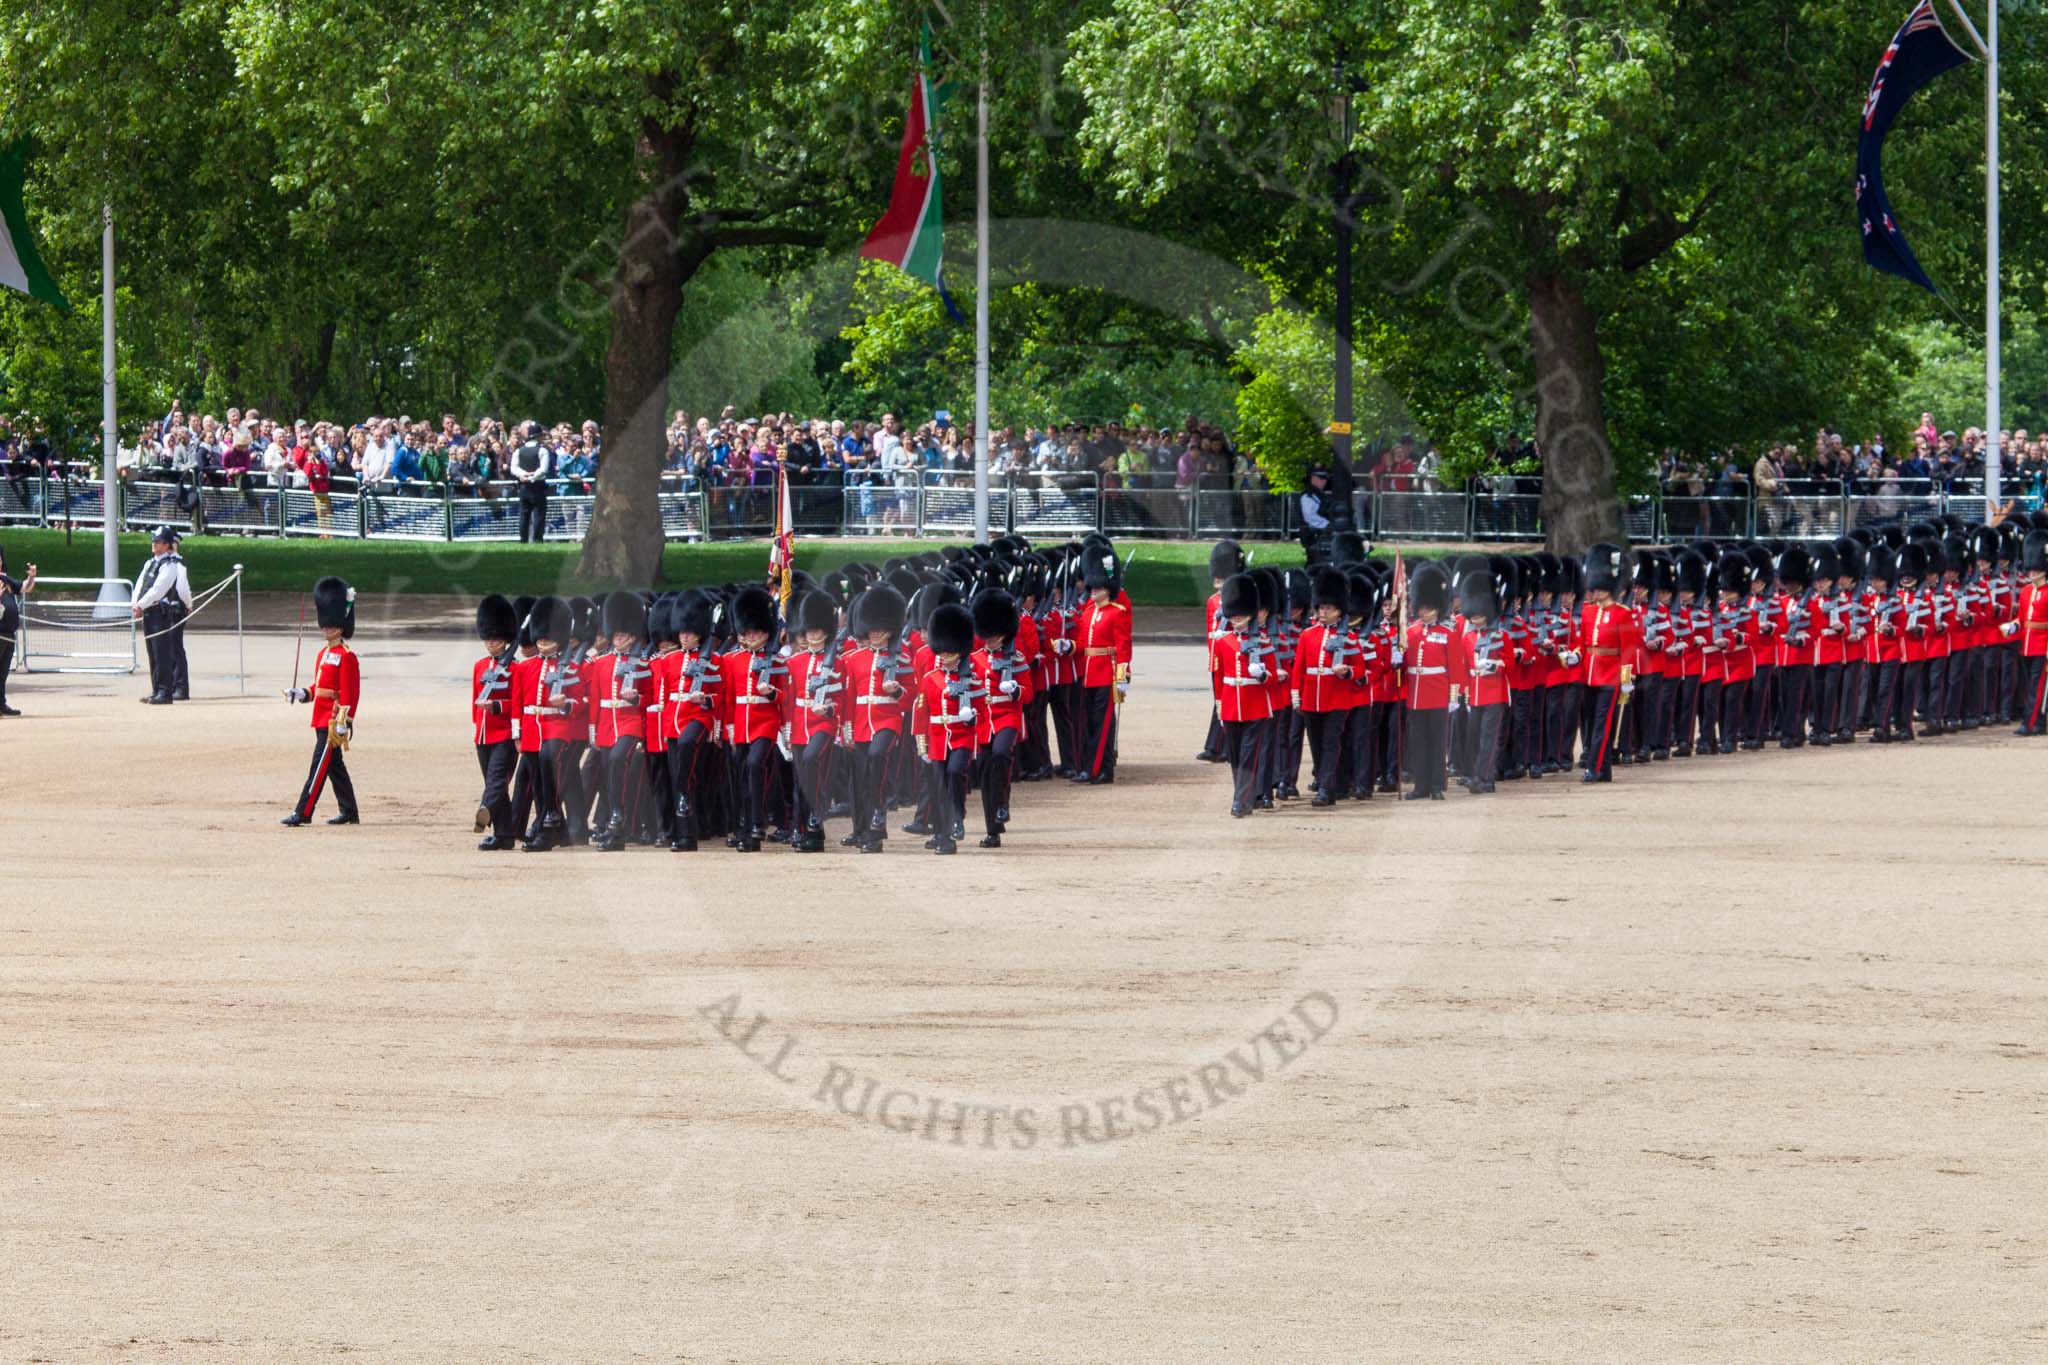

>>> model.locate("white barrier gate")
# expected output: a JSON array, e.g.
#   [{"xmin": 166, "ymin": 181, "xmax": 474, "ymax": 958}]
[{"xmin": 18, "ymin": 577, "xmax": 139, "ymax": 674}]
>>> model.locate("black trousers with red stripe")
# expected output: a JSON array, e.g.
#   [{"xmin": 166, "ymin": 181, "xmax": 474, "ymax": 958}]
[
  {"xmin": 1080, "ymin": 684, "xmax": 1117, "ymax": 780},
  {"xmin": 295, "ymin": 729, "xmax": 358, "ymax": 820}
]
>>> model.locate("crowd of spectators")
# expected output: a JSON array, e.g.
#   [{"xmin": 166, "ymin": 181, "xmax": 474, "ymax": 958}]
[{"xmin": 5, "ymin": 402, "xmax": 2045, "ymax": 528}]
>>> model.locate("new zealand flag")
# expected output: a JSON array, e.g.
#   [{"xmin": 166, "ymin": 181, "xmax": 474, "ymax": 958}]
[{"xmin": 1857, "ymin": 1, "xmax": 1972, "ymax": 293}]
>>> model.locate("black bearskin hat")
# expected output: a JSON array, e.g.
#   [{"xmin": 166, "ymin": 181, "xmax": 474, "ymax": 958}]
[
  {"xmin": 475, "ymin": 593, "xmax": 517, "ymax": 642},
  {"xmin": 312, "ymin": 576, "xmax": 355, "ymax": 638},
  {"xmin": 1834, "ymin": 537, "xmax": 1866, "ymax": 581},
  {"xmin": 1285, "ymin": 568, "xmax": 1313, "ymax": 616},
  {"xmin": 1331, "ymin": 530, "xmax": 1369, "ymax": 566},
  {"xmin": 927, "ymin": 602, "xmax": 975, "ymax": 656},
  {"xmin": 731, "ymin": 585, "xmax": 777, "ymax": 637},
  {"xmin": 568, "ymin": 595, "xmax": 597, "ymax": 643},
  {"xmin": 1809, "ymin": 545, "xmax": 1840, "ymax": 584},
  {"xmin": 1253, "ymin": 566, "xmax": 1282, "ymax": 617},
  {"xmin": 1583, "ymin": 543, "xmax": 1625, "ymax": 596},
  {"xmin": 1409, "ymin": 560, "xmax": 1452, "ymax": 616},
  {"xmin": 1312, "ymin": 568, "xmax": 1349, "ymax": 610},
  {"xmin": 797, "ymin": 591, "xmax": 838, "ymax": 637},
  {"xmin": 972, "ymin": 590, "xmax": 1020, "ymax": 644},
  {"xmin": 602, "ymin": 589, "xmax": 647, "ymax": 639},
  {"xmin": 531, "ymin": 594, "xmax": 572, "ymax": 645},
  {"xmin": 1942, "ymin": 532, "xmax": 1971, "ymax": 575},
  {"xmin": 1917, "ymin": 537, "xmax": 1949, "ymax": 576},
  {"xmin": 1208, "ymin": 540, "xmax": 1245, "ymax": 580},
  {"xmin": 1715, "ymin": 554, "xmax": 1751, "ymax": 595},
  {"xmin": 1082, "ymin": 544, "xmax": 1121, "ymax": 590},
  {"xmin": 1345, "ymin": 571, "xmax": 1380, "ymax": 624},
  {"xmin": 1775, "ymin": 545, "xmax": 1812, "ymax": 588},
  {"xmin": 1458, "ymin": 566, "xmax": 1498, "ymax": 623},
  {"xmin": 2025, "ymin": 530, "xmax": 2048, "ymax": 575},
  {"xmin": 1220, "ymin": 573, "xmax": 1260, "ymax": 620},
  {"xmin": 1895, "ymin": 542, "xmax": 1929, "ymax": 583},
  {"xmin": 646, "ymin": 594, "xmax": 679, "ymax": 645},
  {"xmin": 861, "ymin": 584, "xmax": 908, "ymax": 638},
  {"xmin": 1675, "ymin": 549, "xmax": 1709, "ymax": 598},
  {"xmin": 675, "ymin": 591, "xmax": 714, "ymax": 642},
  {"xmin": 1866, "ymin": 546, "xmax": 1897, "ymax": 586}
]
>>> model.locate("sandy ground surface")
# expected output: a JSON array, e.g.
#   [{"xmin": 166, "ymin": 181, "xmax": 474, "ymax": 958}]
[{"xmin": 4, "ymin": 623, "xmax": 2046, "ymax": 1361}]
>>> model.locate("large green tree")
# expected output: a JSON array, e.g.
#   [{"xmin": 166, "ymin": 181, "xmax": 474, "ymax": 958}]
[{"xmin": 1067, "ymin": 0, "xmax": 2045, "ymax": 549}]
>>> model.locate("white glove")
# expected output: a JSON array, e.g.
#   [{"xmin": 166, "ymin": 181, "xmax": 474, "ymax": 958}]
[
  {"xmin": 1560, "ymin": 650, "xmax": 1581, "ymax": 667},
  {"xmin": 840, "ymin": 723, "xmax": 854, "ymax": 745},
  {"xmin": 1290, "ymin": 690, "xmax": 1302, "ymax": 709},
  {"xmin": 2001, "ymin": 620, "xmax": 2018, "ymax": 638},
  {"xmin": 1115, "ymin": 684, "xmax": 1129, "ymax": 704},
  {"xmin": 1053, "ymin": 638, "xmax": 1073, "ymax": 655},
  {"xmin": 1248, "ymin": 662, "xmax": 1268, "ymax": 680},
  {"xmin": 999, "ymin": 678, "xmax": 1018, "ymax": 696},
  {"xmin": 1619, "ymin": 680, "xmax": 1635, "ymax": 698},
  {"xmin": 1389, "ymin": 648, "xmax": 1404, "ymax": 667},
  {"xmin": 957, "ymin": 703, "xmax": 976, "ymax": 724},
  {"xmin": 915, "ymin": 735, "xmax": 929, "ymax": 760},
  {"xmin": 756, "ymin": 683, "xmax": 776, "ymax": 699},
  {"xmin": 776, "ymin": 725, "xmax": 793, "ymax": 761},
  {"xmin": 285, "ymin": 687, "xmax": 309, "ymax": 704}
]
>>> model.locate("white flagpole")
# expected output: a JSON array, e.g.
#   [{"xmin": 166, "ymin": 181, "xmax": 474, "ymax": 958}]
[
  {"xmin": 1983, "ymin": 0, "xmax": 2000, "ymax": 513},
  {"xmin": 972, "ymin": 3, "xmax": 991, "ymax": 546},
  {"xmin": 98, "ymin": 203, "xmax": 125, "ymax": 609}
]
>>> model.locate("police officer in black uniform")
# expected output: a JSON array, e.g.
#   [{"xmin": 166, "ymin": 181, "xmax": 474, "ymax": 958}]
[
  {"xmin": 509, "ymin": 421, "xmax": 552, "ymax": 543},
  {"xmin": 132, "ymin": 525, "xmax": 193, "ymax": 704}
]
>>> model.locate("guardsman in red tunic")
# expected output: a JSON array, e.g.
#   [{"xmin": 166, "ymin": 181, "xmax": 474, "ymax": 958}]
[
  {"xmin": 1339, "ymin": 568, "xmax": 1387, "ymax": 800},
  {"xmin": 641, "ymin": 595, "xmax": 681, "ymax": 845},
  {"xmin": 718, "ymin": 586, "xmax": 785, "ymax": 853},
  {"xmin": 1455, "ymin": 566, "xmax": 1509, "ymax": 794},
  {"xmin": 1540, "ymin": 557, "xmax": 1584, "ymax": 775},
  {"xmin": 2010, "ymin": 529, "xmax": 2048, "ymax": 734},
  {"xmin": 781, "ymin": 591, "xmax": 845, "ymax": 853},
  {"xmin": 1401, "ymin": 561, "xmax": 1463, "ymax": 800},
  {"xmin": 1621, "ymin": 554, "xmax": 1661, "ymax": 764},
  {"xmin": 839, "ymin": 585, "xmax": 911, "ymax": 852},
  {"xmin": 1669, "ymin": 550, "xmax": 1710, "ymax": 757},
  {"xmin": 1073, "ymin": 545, "xmax": 1132, "ymax": 785},
  {"xmin": 1291, "ymin": 568, "xmax": 1361, "ymax": 807},
  {"xmin": 282, "ymin": 575, "xmax": 362, "ymax": 826},
  {"xmin": 587, "ymin": 591, "xmax": 652, "ymax": 852},
  {"xmin": 470, "ymin": 593, "xmax": 520, "ymax": 849},
  {"xmin": 1198, "ymin": 540, "xmax": 1244, "ymax": 763},
  {"xmin": 917, "ymin": 602, "xmax": 983, "ymax": 855},
  {"xmin": 517, "ymin": 595, "xmax": 587, "ymax": 850},
  {"xmin": 1210, "ymin": 573, "xmax": 1272, "ymax": 818},
  {"xmin": 1008, "ymin": 573, "xmax": 1046, "ymax": 779},
  {"xmin": 971, "ymin": 591, "xmax": 1032, "ymax": 847},
  {"xmin": 1708, "ymin": 551, "xmax": 1757, "ymax": 754},
  {"xmin": 1577, "ymin": 544, "xmax": 1641, "ymax": 783},
  {"xmin": 662, "ymin": 592, "xmax": 721, "ymax": 851}
]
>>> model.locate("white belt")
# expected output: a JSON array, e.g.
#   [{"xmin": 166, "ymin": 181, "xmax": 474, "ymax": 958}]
[
  {"xmin": 1306, "ymin": 666, "xmax": 1345, "ymax": 677},
  {"xmin": 1223, "ymin": 677, "xmax": 1265, "ymax": 687},
  {"xmin": 522, "ymin": 705, "xmax": 542, "ymax": 714},
  {"xmin": 856, "ymin": 693, "xmax": 898, "ymax": 705},
  {"xmin": 1411, "ymin": 665, "xmax": 1446, "ymax": 676},
  {"xmin": 599, "ymin": 699, "xmax": 636, "ymax": 709},
  {"xmin": 937, "ymin": 712, "xmax": 975, "ymax": 725},
  {"xmin": 734, "ymin": 695, "xmax": 771, "ymax": 705}
]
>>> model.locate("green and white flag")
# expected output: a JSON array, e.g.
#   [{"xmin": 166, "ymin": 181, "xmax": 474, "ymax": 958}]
[{"xmin": 0, "ymin": 139, "xmax": 69, "ymax": 309}]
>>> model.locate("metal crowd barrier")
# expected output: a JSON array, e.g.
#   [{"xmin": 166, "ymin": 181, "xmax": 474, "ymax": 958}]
[{"xmin": 1, "ymin": 468, "xmax": 2023, "ymax": 545}]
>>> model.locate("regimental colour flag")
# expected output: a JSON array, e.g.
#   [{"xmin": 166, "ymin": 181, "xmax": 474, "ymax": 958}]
[
  {"xmin": 859, "ymin": 20, "xmax": 964, "ymax": 322},
  {"xmin": 1855, "ymin": 1, "xmax": 1971, "ymax": 293},
  {"xmin": 0, "ymin": 139, "xmax": 68, "ymax": 309},
  {"xmin": 769, "ymin": 459, "xmax": 795, "ymax": 615}
]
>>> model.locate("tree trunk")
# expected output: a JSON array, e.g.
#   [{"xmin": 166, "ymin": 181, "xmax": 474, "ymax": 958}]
[
  {"xmin": 578, "ymin": 109, "xmax": 694, "ymax": 587},
  {"xmin": 1528, "ymin": 267, "xmax": 1624, "ymax": 554},
  {"xmin": 289, "ymin": 320, "xmax": 337, "ymax": 416}
]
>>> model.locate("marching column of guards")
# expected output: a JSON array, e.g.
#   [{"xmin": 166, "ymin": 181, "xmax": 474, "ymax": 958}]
[
  {"xmin": 468, "ymin": 535, "xmax": 1132, "ymax": 856},
  {"xmin": 1199, "ymin": 513, "xmax": 2048, "ymax": 810}
]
